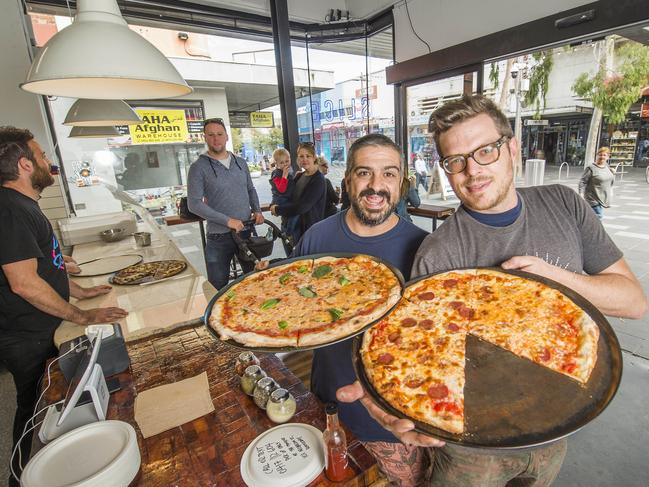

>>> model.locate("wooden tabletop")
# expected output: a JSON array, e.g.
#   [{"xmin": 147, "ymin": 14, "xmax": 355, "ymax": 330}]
[{"xmin": 40, "ymin": 325, "xmax": 380, "ymax": 486}]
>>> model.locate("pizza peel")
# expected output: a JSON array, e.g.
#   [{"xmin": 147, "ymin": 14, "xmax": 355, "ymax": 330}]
[
  {"xmin": 202, "ymin": 252, "xmax": 405, "ymax": 353},
  {"xmin": 351, "ymin": 267, "xmax": 623, "ymax": 450}
]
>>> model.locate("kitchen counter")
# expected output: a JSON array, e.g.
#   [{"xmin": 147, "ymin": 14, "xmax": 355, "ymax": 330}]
[
  {"xmin": 38, "ymin": 325, "xmax": 380, "ymax": 486},
  {"xmin": 54, "ymin": 224, "xmax": 216, "ymax": 347}
]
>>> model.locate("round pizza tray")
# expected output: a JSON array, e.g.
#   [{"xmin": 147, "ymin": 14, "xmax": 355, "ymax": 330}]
[
  {"xmin": 108, "ymin": 260, "xmax": 188, "ymax": 285},
  {"xmin": 202, "ymin": 252, "xmax": 405, "ymax": 353},
  {"xmin": 76, "ymin": 254, "xmax": 143, "ymax": 277},
  {"xmin": 351, "ymin": 267, "xmax": 623, "ymax": 450}
]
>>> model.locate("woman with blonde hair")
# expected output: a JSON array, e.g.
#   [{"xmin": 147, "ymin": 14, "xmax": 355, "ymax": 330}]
[{"xmin": 578, "ymin": 147, "xmax": 615, "ymax": 219}]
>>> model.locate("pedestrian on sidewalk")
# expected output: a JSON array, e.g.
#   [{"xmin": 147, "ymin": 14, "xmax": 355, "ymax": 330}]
[{"xmin": 578, "ymin": 147, "xmax": 615, "ymax": 220}]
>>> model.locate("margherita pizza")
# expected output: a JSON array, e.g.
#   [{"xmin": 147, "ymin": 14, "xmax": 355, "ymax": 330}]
[
  {"xmin": 360, "ymin": 268, "xmax": 599, "ymax": 434},
  {"xmin": 111, "ymin": 260, "xmax": 187, "ymax": 285},
  {"xmin": 208, "ymin": 255, "xmax": 402, "ymax": 348}
]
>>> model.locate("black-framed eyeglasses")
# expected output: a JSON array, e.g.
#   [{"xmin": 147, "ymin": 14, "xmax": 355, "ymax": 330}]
[
  {"xmin": 440, "ymin": 136, "xmax": 510, "ymax": 174},
  {"xmin": 203, "ymin": 118, "xmax": 225, "ymax": 130},
  {"xmin": 299, "ymin": 141, "xmax": 315, "ymax": 147}
]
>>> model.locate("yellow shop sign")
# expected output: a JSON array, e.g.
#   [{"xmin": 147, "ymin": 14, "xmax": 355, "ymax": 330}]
[
  {"xmin": 250, "ymin": 111, "xmax": 274, "ymax": 128},
  {"xmin": 131, "ymin": 109, "xmax": 189, "ymax": 144}
]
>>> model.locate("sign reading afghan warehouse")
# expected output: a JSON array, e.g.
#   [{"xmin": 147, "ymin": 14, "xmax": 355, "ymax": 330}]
[{"xmin": 130, "ymin": 109, "xmax": 189, "ymax": 144}]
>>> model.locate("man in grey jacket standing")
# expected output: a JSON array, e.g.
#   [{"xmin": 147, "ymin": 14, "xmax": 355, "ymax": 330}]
[{"xmin": 187, "ymin": 118, "xmax": 263, "ymax": 289}]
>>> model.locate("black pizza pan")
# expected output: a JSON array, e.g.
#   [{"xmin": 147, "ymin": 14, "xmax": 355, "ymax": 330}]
[
  {"xmin": 352, "ymin": 267, "xmax": 623, "ymax": 450},
  {"xmin": 108, "ymin": 260, "xmax": 188, "ymax": 285},
  {"xmin": 202, "ymin": 252, "xmax": 405, "ymax": 353}
]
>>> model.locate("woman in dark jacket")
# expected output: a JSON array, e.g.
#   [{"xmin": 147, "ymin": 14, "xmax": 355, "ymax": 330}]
[{"xmin": 270, "ymin": 142, "xmax": 326, "ymax": 244}]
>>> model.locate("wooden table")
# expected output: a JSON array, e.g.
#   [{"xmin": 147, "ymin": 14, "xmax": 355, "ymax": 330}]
[
  {"xmin": 39, "ymin": 325, "xmax": 380, "ymax": 486},
  {"xmin": 407, "ymin": 203, "xmax": 455, "ymax": 231}
]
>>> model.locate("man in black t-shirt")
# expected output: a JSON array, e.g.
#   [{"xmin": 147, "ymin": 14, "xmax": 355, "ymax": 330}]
[{"xmin": 0, "ymin": 127, "xmax": 128, "ymax": 486}]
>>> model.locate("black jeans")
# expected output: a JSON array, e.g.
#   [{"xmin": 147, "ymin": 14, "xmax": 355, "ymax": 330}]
[
  {"xmin": 0, "ymin": 332, "xmax": 57, "ymax": 484},
  {"xmin": 205, "ymin": 231, "xmax": 254, "ymax": 290}
]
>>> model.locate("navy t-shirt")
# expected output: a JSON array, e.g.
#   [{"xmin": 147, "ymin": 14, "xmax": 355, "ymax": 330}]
[
  {"xmin": 294, "ymin": 211, "xmax": 429, "ymax": 442},
  {"xmin": 0, "ymin": 187, "xmax": 69, "ymax": 338}
]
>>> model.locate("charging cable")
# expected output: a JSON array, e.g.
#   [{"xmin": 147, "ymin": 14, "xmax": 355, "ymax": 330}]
[{"xmin": 10, "ymin": 336, "xmax": 89, "ymax": 482}]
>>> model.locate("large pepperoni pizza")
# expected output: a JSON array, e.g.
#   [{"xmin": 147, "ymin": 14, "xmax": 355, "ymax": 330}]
[{"xmin": 360, "ymin": 268, "xmax": 600, "ymax": 435}]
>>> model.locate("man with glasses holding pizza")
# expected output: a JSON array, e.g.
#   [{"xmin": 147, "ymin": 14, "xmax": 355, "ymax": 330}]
[
  {"xmin": 187, "ymin": 118, "xmax": 264, "ymax": 289},
  {"xmin": 338, "ymin": 95, "xmax": 647, "ymax": 486}
]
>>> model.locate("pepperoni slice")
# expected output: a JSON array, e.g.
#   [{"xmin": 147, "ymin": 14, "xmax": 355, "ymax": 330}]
[
  {"xmin": 418, "ymin": 292, "xmax": 435, "ymax": 301},
  {"xmin": 405, "ymin": 378, "xmax": 424, "ymax": 389},
  {"xmin": 418, "ymin": 352, "xmax": 434, "ymax": 364},
  {"xmin": 419, "ymin": 319, "xmax": 434, "ymax": 330},
  {"xmin": 427, "ymin": 384, "xmax": 449, "ymax": 399},
  {"xmin": 401, "ymin": 317, "xmax": 417, "ymax": 327},
  {"xmin": 446, "ymin": 322, "xmax": 460, "ymax": 332},
  {"xmin": 443, "ymin": 279, "xmax": 458, "ymax": 288},
  {"xmin": 388, "ymin": 332, "xmax": 401, "ymax": 342},
  {"xmin": 449, "ymin": 301, "xmax": 463, "ymax": 309},
  {"xmin": 377, "ymin": 353, "xmax": 394, "ymax": 365},
  {"xmin": 459, "ymin": 306, "xmax": 475, "ymax": 319},
  {"xmin": 539, "ymin": 347, "xmax": 551, "ymax": 362},
  {"xmin": 562, "ymin": 361, "xmax": 576, "ymax": 373}
]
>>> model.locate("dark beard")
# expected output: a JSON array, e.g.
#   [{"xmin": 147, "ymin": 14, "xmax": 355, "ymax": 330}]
[
  {"xmin": 31, "ymin": 164, "xmax": 55, "ymax": 192},
  {"xmin": 350, "ymin": 188, "xmax": 396, "ymax": 227}
]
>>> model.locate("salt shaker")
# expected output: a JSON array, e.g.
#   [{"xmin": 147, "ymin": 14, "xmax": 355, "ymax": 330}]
[
  {"xmin": 253, "ymin": 377, "xmax": 278, "ymax": 409},
  {"xmin": 266, "ymin": 388, "xmax": 296, "ymax": 423},
  {"xmin": 240, "ymin": 365, "xmax": 266, "ymax": 396},
  {"xmin": 234, "ymin": 351, "xmax": 259, "ymax": 376}
]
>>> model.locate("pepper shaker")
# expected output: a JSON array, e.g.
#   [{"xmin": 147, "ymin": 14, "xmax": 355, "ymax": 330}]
[{"xmin": 253, "ymin": 377, "xmax": 278, "ymax": 409}]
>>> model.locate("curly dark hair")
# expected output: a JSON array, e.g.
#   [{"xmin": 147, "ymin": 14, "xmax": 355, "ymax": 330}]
[{"xmin": 0, "ymin": 126, "xmax": 34, "ymax": 184}]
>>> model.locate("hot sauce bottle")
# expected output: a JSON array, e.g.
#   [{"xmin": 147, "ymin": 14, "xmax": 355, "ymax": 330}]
[{"xmin": 323, "ymin": 402, "xmax": 351, "ymax": 482}]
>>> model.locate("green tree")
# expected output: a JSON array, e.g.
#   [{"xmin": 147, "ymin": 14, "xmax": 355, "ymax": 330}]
[
  {"xmin": 231, "ymin": 128, "xmax": 243, "ymax": 154},
  {"xmin": 573, "ymin": 41, "xmax": 649, "ymax": 124},
  {"xmin": 524, "ymin": 50, "xmax": 554, "ymax": 118},
  {"xmin": 251, "ymin": 129, "xmax": 271, "ymax": 154},
  {"xmin": 573, "ymin": 38, "xmax": 649, "ymax": 165},
  {"xmin": 269, "ymin": 127, "xmax": 284, "ymax": 149}
]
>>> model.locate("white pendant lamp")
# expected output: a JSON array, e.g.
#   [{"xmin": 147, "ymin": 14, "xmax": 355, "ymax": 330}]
[
  {"xmin": 64, "ymin": 99, "xmax": 142, "ymax": 126},
  {"xmin": 69, "ymin": 126, "xmax": 121, "ymax": 138},
  {"xmin": 21, "ymin": 0, "xmax": 192, "ymax": 99}
]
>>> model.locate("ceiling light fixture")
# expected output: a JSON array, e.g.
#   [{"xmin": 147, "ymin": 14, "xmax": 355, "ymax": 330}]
[
  {"xmin": 21, "ymin": 0, "xmax": 192, "ymax": 99},
  {"xmin": 68, "ymin": 125, "xmax": 121, "ymax": 138},
  {"xmin": 64, "ymin": 99, "xmax": 142, "ymax": 126}
]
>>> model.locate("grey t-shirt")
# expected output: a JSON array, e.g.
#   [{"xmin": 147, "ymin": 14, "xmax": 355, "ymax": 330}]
[
  {"xmin": 414, "ymin": 184, "xmax": 622, "ymax": 278},
  {"xmin": 578, "ymin": 164, "xmax": 615, "ymax": 208}
]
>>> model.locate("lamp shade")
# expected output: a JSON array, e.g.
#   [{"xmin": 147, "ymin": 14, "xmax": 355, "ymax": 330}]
[
  {"xmin": 69, "ymin": 125, "xmax": 120, "ymax": 138},
  {"xmin": 21, "ymin": 0, "xmax": 192, "ymax": 99},
  {"xmin": 64, "ymin": 99, "xmax": 142, "ymax": 126}
]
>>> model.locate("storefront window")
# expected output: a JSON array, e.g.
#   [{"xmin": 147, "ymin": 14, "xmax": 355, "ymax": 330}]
[
  {"xmin": 405, "ymin": 73, "xmax": 478, "ymax": 171},
  {"xmin": 296, "ymin": 27, "xmax": 394, "ymax": 166}
]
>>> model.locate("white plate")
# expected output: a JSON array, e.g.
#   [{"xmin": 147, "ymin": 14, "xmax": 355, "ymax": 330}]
[
  {"xmin": 240, "ymin": 423, "xmax": 325, "ymax": 487},
  {"xmin": 21, "ymin": 420, "xmax": 140, "ymax": 487}
]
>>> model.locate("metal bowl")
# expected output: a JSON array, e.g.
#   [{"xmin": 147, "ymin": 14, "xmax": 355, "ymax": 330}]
[{"xmin": 99, "ymin": 228, "xmax": 127, "ymax": 243}]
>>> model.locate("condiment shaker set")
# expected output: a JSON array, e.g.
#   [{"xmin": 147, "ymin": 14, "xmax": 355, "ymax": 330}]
[{"xmin": 235, "ymin": 352, "xmax": 296, "ymax": 423}]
